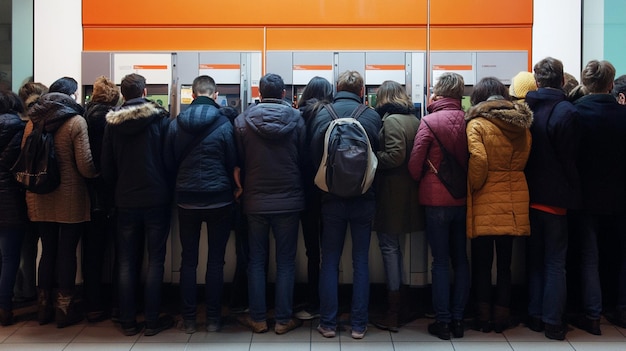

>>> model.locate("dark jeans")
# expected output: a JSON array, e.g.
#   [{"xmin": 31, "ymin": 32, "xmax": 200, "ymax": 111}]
[
  {"xmin": 300, "ymin": 190, "xmax": 321, "ymax": 309},
  {"xmin": 38, "ymin": 222, "xmax": 83, "ymax": 291},
  {"xmin": 178, "ymin": 205, "xmax": 233, "ymax": 322},
  {"xmin": 82, "ymin": 209, "xmax": 115, "ymax": 313},
  {"xmin": 14, "ymin": 221, "xmax": 38, "ymax": 300},
  {"xmin": 116, "ymin": 205, "xmax": 171, "ymax": 324},
  {"xmin": 471, "ymin": 235, "xmax": 513, "ymax": 309},
  {"xmin": 319, "ymin": 198, "xmax": 374, "ymax": 333},
  {"xmin": 425, "ymin": 206, "xmax": 470, "ymax": 323},
  {"xmin": 0, "ymin": 227, "xmax": 24, "ymax": 310},
  {"xmin": 247, "ymin": 212, "xmax": 300, "ymax": 324},
  {"xmin": 229, "ymin": 203, "xmax": 249, "ymax": 310},
  {"xmin": 527, "ymin": 209, "xmax": 568, "ymax": 325}
]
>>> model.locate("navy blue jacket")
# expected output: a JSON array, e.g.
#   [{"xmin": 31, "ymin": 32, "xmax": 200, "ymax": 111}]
[
  {"xmin": 234, "ymin": 98, "xmax": 306, "ymax": 214},
  {"xmin": 0, "ymin": 112, "xmax": 27, "ymax": 228},
  {"xmin": 574, "ymin": 93, "xmax": 626, "ymax": 214},
  {"xmin": 525, "ymin": 88, "xmax": 582, "ymax": 210},
  {"xmin": 165, "ymin": 96, "xmax": 236, "ymax": 207}
]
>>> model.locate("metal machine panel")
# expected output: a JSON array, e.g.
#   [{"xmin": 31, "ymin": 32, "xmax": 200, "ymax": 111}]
[
  {"xmin": 81, "ymin": 52, "xmax": 112, "ymax": 85},
  {"xmin": 292, "ymin": 52, "xmax": 334, "ymax": 85},
  {"xmin": 198, "ymin": 52, "xmax": 242, "ymax": 84},
  {"xmin": 365, "ymin": 52, "xmax": 406, "ymax": 85},
  {"xmin": 266, "ymin": 51, "xmax": 293, "ymax": 84},
  {"xmin": 112, "ymin": 53, "xmax": 172, "ymax": 84},
  {"xmin": 175, "ymin": 52, "xmax": 199, "ymax": 86},
  {"xmin": 410, "ymin": 52, "xmax": 426, "ymax": 117},
  {"xmin": 337, "ymin": 52, "xmax": 365, "ymax": 78},
  {"xmin": 476, "ymin": 51, "xmax": 528, "ymax": 85},
  {"xmin": 430, "ymin": 51, "xmax": 476, "ymax": 86}
]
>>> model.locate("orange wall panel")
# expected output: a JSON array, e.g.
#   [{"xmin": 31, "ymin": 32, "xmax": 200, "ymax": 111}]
[
  {"xmin": 82, "ymin": 28, "xmax": 265, "ymax": 51},
  {"xmin": 83, "ymin": 0, "xmax": 428, "ymax": 27},
  {"xmin": 429, "ymin": 27, "xmax": 532, "ymax": 51},
  {"xmin": 429, "ymin": 0, "xmax": 533, "ymax": 25},
  {"xmin": 267, "ymin": 28, "xmax": 427, "ymax": 51}
]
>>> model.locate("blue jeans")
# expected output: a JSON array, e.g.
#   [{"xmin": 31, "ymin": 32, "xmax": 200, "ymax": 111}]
[
  {"xmin": 247, "ymin": 212, "xmax": 299, "ymax": 324},
  {"xmin": 319, "ymin": 198, "xmax": 374, "ymax": 333},
  {"xmin": 0, "ymin": 228, "xmax": 24, "ymax": 310},
  {"xmin": 178, "ymin": 205, "xmax": 232, "ymax": 322},
  {"xmin": 527, "ymin": 209, "xmax": 568, "ymax": 325},
  {"xmin": 425, "ymin": 206, "xmax": 469, "ymax": 323},
  {"xmin": 116, "ymin": 205, "xmax": 171, "ymax": 324},
  {"xmin": 377, "ymin": 232, "xmax": 403, "ymax": 291}
]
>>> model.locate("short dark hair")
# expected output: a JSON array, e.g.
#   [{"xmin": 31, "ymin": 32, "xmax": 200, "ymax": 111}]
[
  {"xmin": 471, "ymin": 77, "xmax": 509, "ymax": 105},
  {"xmin": 49, "ymin": 77, "xmax": 78, "ymax": 96},
  {"xmin": 581, "ymin": 60, "xmax": 615, "ymax": 94},
  {"xmin": 612, "ymin": 74, "xmax": 626, "ymax": 98},
  {"xmin": 563, "ymin": 72, "xmax": 579, "ymax": 94},
  {"xmin": 533, "ymin": 57, "xmax": 564, "ymax": 89},
  {"xmin": 192, "ymin": 75, "xmax": 216, "ymax": 96},
  {"xmin": 298, "ymin": 76, "xmax": 333, "ymax": 107},
  {"xmin": 0, "ymin": 89, "xmax": 24, "ymax": 114},
  {"xmin": 336, "ymin": 71, "xmax": 363, "ymax": 95},
  {"xmin": 259, "ymin": 73, "xmax": 285, "ymax": 99},
  {"xmin": 120, "ymin": 73, "xmax": 146, "ymax": 100}
]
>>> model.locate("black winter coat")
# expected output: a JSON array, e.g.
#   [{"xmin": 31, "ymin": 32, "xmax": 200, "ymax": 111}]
[
  {"xmin": 574, "ymin": 93, "xmax": 626, "ymax": 214},
  {"xmin": 164, "ymin": 96, "xmax": 236, "ymax": 207},
  {"xmin": 84, "ymin": 101, "xmax": 116, "ymax": 212},
  {"xmin": 525, "ymin": 88, "xmax": 582, "ymax": 210},
  {"xmin": 101, "ymin": 98, "xmax": 172, "ymax": 208},
  {"xmin": 0, "ymin": 112, "xmax": 27, "ymax": 228}
]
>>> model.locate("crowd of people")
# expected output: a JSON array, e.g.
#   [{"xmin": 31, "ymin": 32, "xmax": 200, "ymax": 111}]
[{"xmin": 0, "ymin": 56, "xmax": 625, "ymax": 341}]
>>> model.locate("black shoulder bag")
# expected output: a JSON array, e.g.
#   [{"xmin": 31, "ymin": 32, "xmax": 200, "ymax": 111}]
[{"xmin": 423, "ymin": 119, "xmax": 467, "ymax": 199}]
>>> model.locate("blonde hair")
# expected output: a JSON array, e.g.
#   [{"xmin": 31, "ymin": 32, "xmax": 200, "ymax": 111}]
[
  {"xmin": 433, "ymin": 72, "xmax": 464, "ymax": 99},
  {"xmin": 376, "ymin": 80, "xmax": 412, "ymax": 109}
]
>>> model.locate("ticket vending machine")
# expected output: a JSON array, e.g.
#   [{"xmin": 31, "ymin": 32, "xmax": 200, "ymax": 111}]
[{"xmin": 172, "ymin": 52, "xmax": 262, "ymax": 118}]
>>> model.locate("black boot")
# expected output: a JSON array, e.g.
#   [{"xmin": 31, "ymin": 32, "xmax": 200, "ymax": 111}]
[
  {"xmin": 55, "ymin": 290, "xmax": 83, "ymax": 328},
  {"xmin": 472, "ymin": 302, "xmax": 492, "ymax": 333},
  {"xmin": 0, "ymin": 308, "xmax": 14, "ymax": 326},
  {"xmin": 373, "ymin": 290, "xmax": 400, "ymax": 332},
  {"xmin": 37, "ymin": 288, "xmax": 54, "ymax": 325}
]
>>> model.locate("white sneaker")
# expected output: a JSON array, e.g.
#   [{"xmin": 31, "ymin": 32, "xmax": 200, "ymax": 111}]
[
  {"xmin": 351, "ymin": 327, "xmax": 367, "ymax": 339},
  {"xmin": 295, "ymin": 309, "xmax": 320, "ymax": 320}
]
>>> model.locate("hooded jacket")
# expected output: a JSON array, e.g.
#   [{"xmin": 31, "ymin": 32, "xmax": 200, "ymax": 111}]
[
  {"xmin": 409, "ymin": 97, "xmax": 468, "ymax": 206},
  {"xmin": 0, "ymin": 111, "xmax": 27, "ymax": 228},
  {"xmin": 101, "ymin": 97, "xmax": 172, "ymax": 208},
  {"xmin": 164, "ymin": 96, "xmax": 236, "ymax": 207},
  {"xmin": 234, "ymin": 98, "xmax": 306, "ymax": 214},
  {"xmin": 524, "ymin": 88, "xmax": 582, "ymax": 210},
  {"xmin": 574, "ymin": 93, "xmax": 626, "ymax": 214},
  {"xmin": 465, "ymin": 98, "xmax": 533, "ymax": 238},
  {"xmin": 23, "ymin": 92, "xmax": 98, "ymax": 223},
  {"xmin": 374, "ymin": 102, "xmax": 423, "ymax": 233}
]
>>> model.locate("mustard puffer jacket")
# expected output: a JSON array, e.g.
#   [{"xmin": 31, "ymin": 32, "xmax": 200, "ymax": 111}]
[{"xmin": 465, "ymin": 98, "xmax": 533, "ymax": 239}]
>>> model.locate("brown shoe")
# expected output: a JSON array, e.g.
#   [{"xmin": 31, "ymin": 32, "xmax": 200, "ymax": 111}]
[
  {"xmin": 237, "ymin": 315, "xmax": 268, "ymax": 333},
  {"xmin": 275, "ymin": 318, "xmax": 303, "ymax": 334}
]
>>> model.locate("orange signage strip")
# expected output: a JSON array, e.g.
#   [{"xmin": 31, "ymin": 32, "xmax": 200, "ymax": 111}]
[
  {"xmin": 293, "ymin": 65, "xmax": 333, "ymax": 71},
  {"xmin": 132, "ymin": 65, "xmax": 168, "ymax": 70},
  {"xmin": 432, "ymin": 65, "xmax": 473, "ymax": 71},
  {"xmin": 199, "ymin": 64, "xmax": 241, "ymax": 70},
  {"xmin": 366, "ymin": 65, "xmax": 406, "ymax": 70}
]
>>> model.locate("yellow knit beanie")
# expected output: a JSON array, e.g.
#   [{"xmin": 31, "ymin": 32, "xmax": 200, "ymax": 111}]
[{"xmin": 509, "ymin": 71, "xmax": 538, "ymax": 99}]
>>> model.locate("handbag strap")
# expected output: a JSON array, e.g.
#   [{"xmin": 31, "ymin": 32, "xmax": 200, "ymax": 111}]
[
  {"xmin": 422, "ymin": 119, "xmax": 449, "ymax": 154},
  {"xmin": 178, "ymin": 115, "xmax": 228, "ymax": 166}
]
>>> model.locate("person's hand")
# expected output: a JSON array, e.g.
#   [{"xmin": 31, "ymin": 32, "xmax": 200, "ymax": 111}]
[{"xmin": 234, "ymin": 187, "xmax": 243, "ymax": 202}]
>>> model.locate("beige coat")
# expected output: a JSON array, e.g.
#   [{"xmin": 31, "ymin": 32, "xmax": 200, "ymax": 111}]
[
  {"xmin": 23, "ymin": 116, "xmax": 98, "ymax": 223},
  {"xmin": 465, "ymin": 99, "xmax": 533, "ymax": 239}
]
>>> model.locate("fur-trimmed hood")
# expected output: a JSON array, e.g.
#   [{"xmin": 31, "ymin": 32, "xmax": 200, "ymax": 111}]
[
  {"xmin": 105, "ymin": 98, "xmax": 168, "ymax": 135},
  {"xmin": 465, "ymin": 98, "xmax": 533, "ymax": 129}
]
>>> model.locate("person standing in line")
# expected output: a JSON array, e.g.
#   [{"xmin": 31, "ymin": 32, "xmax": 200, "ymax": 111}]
[
  {"xmin": 13, "ymin": 82, "xmax": 48, "ymax": 305},
  {"xmin": 408, "ymin": 72, "xmax": 469, "ymax": 340},
  {"xmin": 523, "ymin": 57, "xmax": 582, "ymax": 340},
  {"xmin": 612, "ymin": 74, "xmax": 626, "ymax": 105},
  {"xmin": 293, "ymin": 76, "xmax": 334, "ymax": 321},
  {"xmin": 234, "ymin": 73, "xmax": 305, "ymax": 335},
  {"xmin": 570, "ymin": 60, "xmax": 626, "ymax": 335},
  {"xmin": 371, "ymin": 80, "xmax": 423, "ymax": 333},
  {"xmin": 101, "ymin": 73, "xmax": 174, "ymax": 337},
  {"xmin": 26, "ymin": 89, "xmax": 98, "ymax": 328},
  {"xmin": 82, "ymin": 76, "xmax": 120, "ymax": 323},
  {"xmin": 308, "ymin": 70, "xmax": 382, "ymax": 339},
  {"xmin": 465, "ymin": 77, "xmax": 532, "ymax": 334},
  {"xmin": 164, "ymin": 75, "xmax": 236, "ymax": 334},
  {"xmin": 0, "ymin": 90, "xmax": 28, "ymax": 325}
]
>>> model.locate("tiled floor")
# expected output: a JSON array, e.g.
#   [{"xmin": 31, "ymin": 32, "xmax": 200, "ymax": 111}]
[{"xmin": 0, "ymin": 311, "xmax": 624, "ymax": 351}]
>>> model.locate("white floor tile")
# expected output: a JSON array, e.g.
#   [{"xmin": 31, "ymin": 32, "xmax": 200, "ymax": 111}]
[
  {"xmin": 502, "ymin": 325, "xmax": 550, "ymax": 342},
  {"xmin": 568, "ymin": 342, "xmax": 626, "ymax": 351},
  {"xmin": 63, "ymin": 343, "xmax": 134, "ymax": 351},
  {"xmin": 454, "ymin": 329, "xmax": 509, "ymax": 342},
  {"xmin": 0, "ymin": 344, "xmax": 67, "ymax": 350},
  {"xmin": 250, "ymin": 341, "xmax": 310, "ymax": 351},
  {"xmin": 3, "ymin": 323, "xmax": 83, "ymax": 343},
  {"xmin": 135, "ymin": 327, "xmax": 191, "ymax": 343},
  {"xmin": 391, "ymin": 325, "xmax": 448, "ymax": 342},
  {"xmin": 311, "ymin": 343, "xmax": 341, "ymax": 351},
  {"xmin": 340, "ymin": 341, "xmax": 395, "ymax": 351},
  {"xmin": 566, "ymin": 324, "xmax": 626, "ymax": 342},
  {"xmin": 251, "ymin": 326, "xmax": 311, "ymax": 342},
  {"xmin": 74, "ymin": 324, "xmax": 140, "ymax": 343},
  {"xmin": 186, "ymin": 343, "xmax": 251, "ymax": 351},
  {"xmin": 128, "ymin": 343, "xmax": 188, "ymax": 351},
  {"xmin": 508, "ymin": 341, "xmax": 575, "ymax": 351},
  {"xmin": 451, "ymin": 341, "xmax": 514, "ymax": 350},
  {"xmin": 393, "ymin": 341, "xmax": 455, "ymax": 350}
]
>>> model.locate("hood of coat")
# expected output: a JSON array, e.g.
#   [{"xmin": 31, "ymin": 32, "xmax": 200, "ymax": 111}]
[
  {"xmin": 524, "ymin": 88, "xmax": 566, "ymax": 110},
  {"xmin": 176, "ymin": 97, "xmax": 222, "ymax": 133},
  {"xmin": 243, "ymin": 98, "xmax": 300, "ymax": 139},
  {"xmin": 29, "ymin": 92, "xmax": 84, "ymax": 133},
  {"xmin": 427, "ymin": 97, "xmax": 463, "ymax": 114},
  {"xmin": 375, "ymin": 102, "xmax": 415, "ymax": 117},
  {"xmin": 105, "ymin": 98, "xmax": 167, "ymax": 135},
  {"xmin": 465, "ymin": 98, "xmax": 533, "ymax": 132}
]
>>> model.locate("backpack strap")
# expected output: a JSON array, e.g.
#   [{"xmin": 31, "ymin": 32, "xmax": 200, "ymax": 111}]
[
  {"xmin": 324, "ymin": 103, "xmax": 341, "ymax": 120},
  {"xmin": 324, "ymin": 103, "xmax": 368, "ymax": 121}
]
